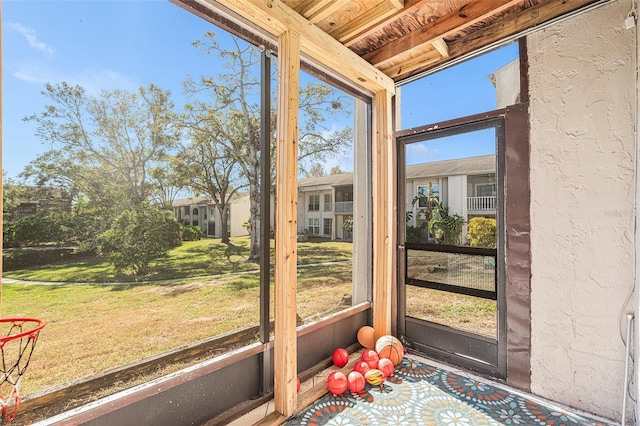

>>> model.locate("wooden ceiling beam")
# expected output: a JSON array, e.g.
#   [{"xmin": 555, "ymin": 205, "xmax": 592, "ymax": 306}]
[
  {"xmin": 298, "ymin": 0, "xmax": 350, "ymax": 24},
  {"xmin": 343, "ymin": 0, "xmax": 428, "ymax": 47},
  {"xmin": 450, "ymin": 0, "xmax": 601, "ymax": 54},
  {"xmin": 204, "ymin": 0, "xmax": 395, "ymax": 93},
  {"xmin": 363, "ymin": 0, "xmax": 521, "ymax": 67},
  {"xmin": 379, "ymin": 48, "xmax": 442, "ymax": 79},
  {"xmin": 329, "ymin": 0, "xmax": 405, "ymax": 43},
  {"xmin": 390, "ymin": 0, "xmax": 601, "ymax": 81}
]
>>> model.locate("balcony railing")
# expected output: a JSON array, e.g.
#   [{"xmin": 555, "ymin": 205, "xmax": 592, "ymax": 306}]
[
  {"xmin": 467, "ymin": 196, "xmax": 496, "ymax": 212},
  {"xmin": 334, "ymin": 201, "xmax": 353, "ymax": 213}
]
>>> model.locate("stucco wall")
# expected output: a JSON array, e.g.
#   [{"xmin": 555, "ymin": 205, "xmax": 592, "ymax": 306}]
[
  {"xmin": 528, "ymin": 0, "xmax": 636, "ymax": 419},
  {"xmin": 230, "ymin": 195, "xmax": 250, "ymax": 237}
]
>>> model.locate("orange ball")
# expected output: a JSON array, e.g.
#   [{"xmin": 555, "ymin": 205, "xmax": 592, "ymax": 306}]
[
  {"xmin": 296, "ymin": 377, "xmax": 301, "ymax": 393},
  {"xmin": 357, "ymin": 326, "xmax": 375, "ymax": 349},
  {"xmin": 375, "ymin": 335, "xmax": 404, "ymax": 366},
  {"xmin": 327, "ymin": 371, "xmax": 347, "ymax": 395},
  {"xmin": 347, "ymin": 371, "xmax": 365, "ymax": 393}
]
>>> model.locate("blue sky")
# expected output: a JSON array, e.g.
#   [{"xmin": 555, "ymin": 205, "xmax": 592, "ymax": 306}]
[
  {"xmin": 3, "ymin": 0, "xmax": 234, "ymax": 179},
  {"xmin": 3, "ymin": 1, "xmax": 518, "ymax": 179}
]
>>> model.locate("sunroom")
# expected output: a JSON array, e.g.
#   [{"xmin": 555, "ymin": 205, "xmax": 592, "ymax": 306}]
[{"xmin": 4, "ymin": 0, "xmax": 636, "ymax": 425}]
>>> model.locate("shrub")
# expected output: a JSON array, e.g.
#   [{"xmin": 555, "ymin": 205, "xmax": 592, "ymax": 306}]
[
  {"xmin": 405, "ymin": 225, "xmax": 422, "ymax": 243},
  {"xmin": 182, "ymin": 225, "xmax": 204, "ymax": 241},
  {"xmin": 2, "ymin": 248, "xmax": 94, "ymax": 271},
  {"xmin": 4, "ymin": 212, "xmax": 75, "ymax": 247},
  {"xmin": 98, "ymin": 203, "xmax": 182, "ymax": 275},
  {"xmin": 467, "ymin": 217, "xmax": 497, "ymax": 248}
]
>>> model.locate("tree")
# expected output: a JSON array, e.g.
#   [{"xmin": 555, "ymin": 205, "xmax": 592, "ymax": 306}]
[
  {"xmin": 185, "ymin": 32, "xmax": 353, "ymax": 262},
  {"xmin": 179, "ymin": 104, "xmax": 248, "ymax": 245},
  {"xmin": 24, "ymin": 82, "xmax": 181, "ymax": 209},
  {"xmin": 306, "ymin": 164, "xmax": 326, "ymax": 178},
  {"xmin": 330, "ymin": 165, "xmax": 346, "ymax": 175},
  {"xmin": 98, "ymin": 203, "xmax": 182, "ymax": 276},
  {"xmin": 2, "ymin": 175, "xmax": 29, "ymax": 223},
  {"xmin": 411, "ymin": 182, "xmax": 439, "ymax": 241},
  {"xmin": 148, "ymin": 159, "xmax": 189, "ymax": 210},
  {"xmin": 428, "ymin": 205, "xmax": 465, "ymax": 245}
]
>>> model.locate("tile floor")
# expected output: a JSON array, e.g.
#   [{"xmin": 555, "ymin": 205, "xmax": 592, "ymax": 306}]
[{"xmin": 229, "ymin": 352, "xmax": 619, "ymax": 426}]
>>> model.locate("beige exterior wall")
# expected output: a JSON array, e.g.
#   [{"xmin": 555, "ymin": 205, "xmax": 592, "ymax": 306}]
[
  {"xmin": 528, "ymin": 0, "xmax": 636, "ymax": 419},
  {"xmin": 491, "ymin": 59, "xmax": 520, "ymax": 109},
  {"xmin": 229, "ymin": 195, "xmax": 251, "ymax": 237}
]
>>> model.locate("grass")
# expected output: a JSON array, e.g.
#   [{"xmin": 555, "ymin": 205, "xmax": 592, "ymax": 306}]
[
  {"xmin": 1, "ymin": 238, "xmax": 354, "ymax": 398},
  {"xmin": 405, "ymin": 249, "xmax": 497, "ymax": 337},
  {"xmin": 406, "ymin": 286, "xmax": 497, "ymax": 337},
  {"xmin": 3, "ymin": 236, "xmax": 353, "ymax": 283},
  {"xmin": 1, "ymin": 237, "xmax": 497, "ymax": 404}
]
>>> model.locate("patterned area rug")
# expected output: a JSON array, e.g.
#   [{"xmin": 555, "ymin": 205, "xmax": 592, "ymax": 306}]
[{"xmin": 286, "ymin": 357, "xmax": 612, "ymax": 425}]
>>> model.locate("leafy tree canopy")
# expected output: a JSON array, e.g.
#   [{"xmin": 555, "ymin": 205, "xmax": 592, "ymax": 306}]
[{"xmin": 98, "ymin": 203, "xmax": 182, "ymax": 276}]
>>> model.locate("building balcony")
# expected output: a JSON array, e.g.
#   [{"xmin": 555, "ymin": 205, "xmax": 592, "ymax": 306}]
[
  {"xmin": 467, "ymin": 196, "xmax": 496, "ymax": 212},
  {"xmin": 334, "ymin": 201, "xmax": 353, "ymax": 213}
]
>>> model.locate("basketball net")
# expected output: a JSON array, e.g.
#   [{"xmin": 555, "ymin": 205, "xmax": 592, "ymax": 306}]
[{"xmin": 0, "ymin": 318, "xmax": 46, "ymax": 422}]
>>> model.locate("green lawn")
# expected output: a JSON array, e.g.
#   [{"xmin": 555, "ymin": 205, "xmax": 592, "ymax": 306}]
[
  {"xmin": 3, "ymin": 236, "xmax": 353, "ymax": 283},
  {"xmin": 1, "ymin": 237, "xmax": 354, "ymax": 398}
]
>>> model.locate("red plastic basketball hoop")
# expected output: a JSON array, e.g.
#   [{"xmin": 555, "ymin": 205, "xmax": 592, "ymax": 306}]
[{"xmin": 0, "ymin": 318, "xmax": 46, "ymax": 422}]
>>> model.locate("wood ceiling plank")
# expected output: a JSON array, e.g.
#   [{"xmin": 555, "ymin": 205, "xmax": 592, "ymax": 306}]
[
  {"xmin": 391, "ymin": 0, "xmax": 600, "ymax": 81},
  {"xmin": 379, "ymin": 48, "xmax": 442, "ymax": 79},
  {"xmin": 329, "ymin": 0, "xmax": 406, "ymax": 42},
  {"xmin": 363, "ymin": 0, "xmax": 521, "ymax": 66},
  {"xmin": 343, "ymin": 0, "xmax": 431, "ymax": 47},
  {"xmin": 450, "ymin": 0, "xmax": 600, "ymax": 54},
  {"xmin": 205, "ymin": 0, "xmax": 395, "ymax": 93},
  {"xmin": 300, "ymin": 0, "xmax": 351, "ymax": 23},
  {"xmin": 296, "ymin": 0, "xmax": 334, "ymax": 16}
]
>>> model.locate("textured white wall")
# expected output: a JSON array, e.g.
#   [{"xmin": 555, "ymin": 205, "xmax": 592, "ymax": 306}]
[
  {"xmin": 528, "ymin": 0, "xmax": 636, "ymax": 419},
  {"xmin": 230, "ymin": 195, "xmax": 250, "ymax": 237}
]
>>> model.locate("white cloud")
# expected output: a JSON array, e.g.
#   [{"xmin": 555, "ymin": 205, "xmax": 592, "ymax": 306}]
[
  {"xmin": 6, "ymin": 22, "xmax": 55, "ymax": 57},
  {"xmin": 406, "ymin": 143, "xmax": 440, "ymax": 165},
  {"xmin": 12, "ymin": 62, "xmax": 138, "ymax": 95}
]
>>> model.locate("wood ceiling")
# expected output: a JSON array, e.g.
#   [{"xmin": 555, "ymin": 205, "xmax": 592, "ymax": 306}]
[
  {"xmin": 179, "ymin": 0, "xmax": 607, "ymax": 87},
  {"xmin": 278, "ymin": 0, "xmax": 605, "ymax": 82}
]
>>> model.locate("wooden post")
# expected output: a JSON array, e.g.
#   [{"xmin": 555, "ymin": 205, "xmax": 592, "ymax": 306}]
[
  {"xmin": 274, "ymin": 29, "xmax": 300, "ymax": 416},
  {"xmin": 1, "ymin": 3, "xmax": 4, "ymax": 317},
  {"xmin": 372, "ymin": 89, "xmax": 395, "ymax": 340}
]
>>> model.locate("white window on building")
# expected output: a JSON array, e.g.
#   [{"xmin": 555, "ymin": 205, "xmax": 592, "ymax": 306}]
[
  {"xmin": 308, "ymin": 195, "xmax": 320, "ymax": 211},
  {"xmin": 308, "ymin": 218, "xmax": 320, "ymax": 235},
  {"xmin": 323, "ymin": 194, "xmax": 332, "ymax": 212},
  {"xmin": 323, "ymin": 218, "xmax": 332, "ymax": 236}
]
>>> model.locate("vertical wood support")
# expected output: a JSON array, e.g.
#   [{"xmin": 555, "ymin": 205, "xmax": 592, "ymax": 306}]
[
  {"xmin": 274, "ymin": 29, "xmax": 300, "ymax": 416},
  {"xmin": 372, "ymin": 89, "xmax": 395, "ymax": 340},
  {"xmin": 352, "ymin": 99, "xmax": 372, "ymax": 305},
  {"xmin": 0, "ymin": 3, "xmax": 4, "ymax": 316}
]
